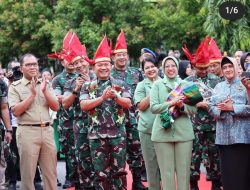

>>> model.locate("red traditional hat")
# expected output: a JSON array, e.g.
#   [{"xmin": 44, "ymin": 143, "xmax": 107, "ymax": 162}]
[
  {"xmin": 207, "ymin": 37, "xmax": 222, "ymax": 64},
  {"xmin": 109, "ymin": 39, "xmax": 114, "ymax": 55},
  {"xmin": 114, "ymin": 30, "xmax": 127, "ymax": 54},
  {"xmin": 195, "ymin": 48, "xmax": 210, "ymax": 68},
  {"xmin": 182, "ymin": 44, "xmax": 196, "ymax": 65},
  {"xmin": 47, "ymin": 32, "xmax": 73, "ymax": 61},
  {"xmin": 93, "ymin": 35, "xmax": 111, "ymax": 64},
  {"xmin": 64, "ymin": 33, "xmax": 93, "ymax": 64},
  {"xmin": 47, "ymin": 51, "xmax": 63, "ymax": 60},
  {"xmin": 182, "ymin": 37, "xmax": 210, "ymax": 68},
  {"xmin": 61, "ymin": 32, "xmax": 74, "ymax": 59}
]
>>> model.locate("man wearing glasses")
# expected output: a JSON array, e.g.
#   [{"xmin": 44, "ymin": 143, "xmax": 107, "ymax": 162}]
[{"xmin": 8, "ymin": 53, "xmax": 59, "ymax": 190}]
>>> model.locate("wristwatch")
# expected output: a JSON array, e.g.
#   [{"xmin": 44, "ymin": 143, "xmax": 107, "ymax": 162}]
[{"xmin": 6, "ymin": 129, "xmax": 13, "ymax": 134}]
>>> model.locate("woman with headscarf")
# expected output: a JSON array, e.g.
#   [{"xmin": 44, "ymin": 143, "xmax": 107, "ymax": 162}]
[
  {"xmin": 178, "ymin": 60, "xmax": 193, "ymax": 79},
  {"xmin": 240, "ymin": 52, "xmax": 250, "ymax": 71},
  {"xmin": 150, "ymin": 56, "xmax": 197, "ymax": 190},
  {"xmin": 209, "ymin": 57, "xmax": 250, "ymax": 190},
  {"xmin": 134, "ymin": 57, "xmax": 161, "ymax": 190}
]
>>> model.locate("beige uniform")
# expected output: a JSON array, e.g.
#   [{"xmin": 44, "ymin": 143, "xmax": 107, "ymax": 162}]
[{"xmin": 8, "ymin": 77, "xmax": 57, "ymax": 190}]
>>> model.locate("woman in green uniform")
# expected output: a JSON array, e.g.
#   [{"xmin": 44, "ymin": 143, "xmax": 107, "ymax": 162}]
[
  {"xmin": 150, "ymin": 56, "xmax": 196, "ymax": 190},
  {"xmin": 134, "ymin": 57, "xmax": 161, "ymax": 190}
]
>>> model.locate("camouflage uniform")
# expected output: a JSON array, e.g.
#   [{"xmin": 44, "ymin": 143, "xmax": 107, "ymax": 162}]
[
  {"xmin": 185, "ymin": 74, "xmax": 221, "ymax": 182},
  {"xmin": 64, "ymin": 72, "xmax": 95, "ymax": 189},
  {"xmin": 0, "ymin": 79, "xmax": 8, "ymax": 159},
  {"xmin": 51, "ymin": 70, "xmax": 79, "ymax": 185},
  {"xmin": 110, "ymin": 66, "xmax": 146, "ymax": 181},
  {"xmin": 80, "ymin": 77, "xmax": 130, "ymax": 190}
]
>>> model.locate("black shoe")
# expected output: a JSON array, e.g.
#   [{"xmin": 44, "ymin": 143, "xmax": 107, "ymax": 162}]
[
  {"xmin": 84, "ymin": 187, "xmax": 95, "ymax": 190},
  {"xmin": 141, "ymin": 170, "xmax": 147, "ymax": 182},
  {"xmin": 34, "ymin": 182, "xmax": 43, "ymax": 190},
  {"xmin": 211, "ymin": 180, "xmax": 222, "ymax": 190},
  {"xmin": 8, "ymin": 183, "xmax": 16, "ymax": 190},
  {"xmin": 57, "ymin": 179, "xmax": 62, "ymax": 187},
  {"xmin": 190, "ymin": 180, "xmax": 199, "ymax": 190},
  {"xmin": 62, "ymin": 180, "xmax": 74, "ymax": 189},
  {"xmin": 74, "ymin": 182, "xmax": 81, "ymax": 190},
  {"xmin": 132, "ymin": 182, "xmax": 148, "ymax": 190}
]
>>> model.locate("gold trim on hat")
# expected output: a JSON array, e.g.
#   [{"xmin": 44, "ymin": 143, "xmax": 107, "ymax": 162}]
[
  {"xmin": 94, "ymin": 57, "xmax": 111, "ymax": 63},
  {"xmin": 72, "ymin": 56, "xmax": 82, "ymax": 63},
  {"xmin": 114, "ymin": 49, "xmax": 127, "ymax": 54},
  {"xmin": 209, "ymin": 59, "xmax": 222, "ymax": 64},
  {"xmin": 195, "ymin": 62, "xmax": 210, "ymax": 68}
]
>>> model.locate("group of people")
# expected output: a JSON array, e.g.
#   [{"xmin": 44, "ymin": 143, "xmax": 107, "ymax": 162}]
[{"xmin": 0, "ymin": 30, "xmax": 249, "ymax": 190}]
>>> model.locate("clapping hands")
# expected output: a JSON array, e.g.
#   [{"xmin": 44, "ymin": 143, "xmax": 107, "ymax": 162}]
[
  {"xmin": 216, "ymin": 97, "xmax": 234, "ymax": 111},
  {"xmin": 101, "ymin": 87, "xmax": 117, "ymax": 100},
  {"xmin": 30, "ymin": 77, "xmax": 37, "ymax": 96}
]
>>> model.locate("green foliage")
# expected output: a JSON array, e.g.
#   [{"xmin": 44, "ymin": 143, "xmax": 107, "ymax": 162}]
[
  {"xmin": 0, "ymin": 0, "xmax": 53, "ymax": 64},
  {"xmin": 140, "ymin": 0, "xmax": 205, "ymax": 52},
  {"xmin": 0, "ymin": 0, "xmax": 249, "ymax": 67},
  {"xmin": 203, "ymin": 0, "xmax": 250, "ymax": 53},
  {"xmin": 47, "ymin": 0, "xmax": 145, "ymax": 60}
]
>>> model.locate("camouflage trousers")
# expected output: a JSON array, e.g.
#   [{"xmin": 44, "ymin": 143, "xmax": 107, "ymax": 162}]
[
  {"xmin": 59, "ymin": 128, "xmax": 79, "ymax": 184},
  {"xmin": 89, "ymin": 137, "xmax": 127, "ymax": 190},
  {"xmin": 1, "ymin": 130, "xmax": 17, "ymax": 165},
  {"xmin": 126, "ymin": 124, "xmax": 145, "ymax": 173},
  {"xmin": 74, "ymin": 132, "xmax": 95, "ymax": 189},
  {"xmin": 190, "ymin": 130, "xmax": 221, "ymax": 181}
]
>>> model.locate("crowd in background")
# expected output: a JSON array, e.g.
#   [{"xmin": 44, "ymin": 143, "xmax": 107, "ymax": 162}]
[{"xmin": 0, "ymin": 31, "xmax": 249, "ymax": 190}]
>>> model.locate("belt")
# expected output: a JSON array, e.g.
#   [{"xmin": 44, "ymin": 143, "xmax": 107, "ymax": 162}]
[{"xmin": 18, "ymin": 122, "xmax": 50, "ymax": 127}]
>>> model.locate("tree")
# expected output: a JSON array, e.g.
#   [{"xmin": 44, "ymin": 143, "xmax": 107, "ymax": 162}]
[
  {"xmin": 0, "ymin": 0, "xmax": 53, "ymax": 65},
  {"xmin": 203, "ymin": 0, "xmax": 250, "ymax": 54},
  {"xmin": 46, "ymin": 0, "xmax": 147, "ymax": 63},
  {"xmin": 140, "ymin": 0, "xmax": 206, "ymax": 53}
]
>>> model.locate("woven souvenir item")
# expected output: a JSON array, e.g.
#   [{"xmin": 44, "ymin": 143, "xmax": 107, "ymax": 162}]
[{"xmin": 182, "ymin": 82, "xmax": 203, "ymax": 105}]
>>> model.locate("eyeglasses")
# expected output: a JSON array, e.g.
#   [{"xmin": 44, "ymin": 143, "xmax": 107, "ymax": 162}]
[{"xmin": 23, "ymin": 62, "xmax": 38, "ymax": 67}]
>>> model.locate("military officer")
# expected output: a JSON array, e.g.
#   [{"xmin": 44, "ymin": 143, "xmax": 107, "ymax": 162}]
[
  {"xmin": 80, "ymin": 36, "xmax": 131, "ymax": 190},
  {"xmin": 110, "ymin": 30, "xmax": 147, "ymax": 190}
]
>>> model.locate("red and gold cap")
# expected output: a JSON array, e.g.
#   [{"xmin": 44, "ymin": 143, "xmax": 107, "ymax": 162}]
[
  {"xmin": 182, "ymin": 44, "xmax": 196, "ymax": 65},
  {"xmin": 93, "ymin": 35, "xmax": 111, "ymax": 64},
  {"xmin": 182, "ymin": 37, "xmax": 210, "ymax": 68},
  {"xmin": 47, "ymin": 32, "xmax": 73, "ymax": 61},
  {"xmin": 109, "ymin": 39, "xmax": 114, "ymax": 55},
  {"xmin": 207, "ymin": 36, "xmax": 222, "ymax": 64},
  {"xmin": 47, "ymin": 51, "xmax": 63, "ymax": 61},
  {"xmin": 114, "ymin": 30, "xmax": 127, "ymax": 54},
  {"xmin": 64, "ymin": 32, "xmax": 92, "ymax": 64},
  {"xmin": 61, "ymin": 32, "xmax": 74, "ymax": 59}
]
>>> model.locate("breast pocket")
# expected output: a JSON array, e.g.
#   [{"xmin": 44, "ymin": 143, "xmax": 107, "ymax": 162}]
[
  {"xmin": 39, "ymin": 92, "xmax": 48, "ymax": 106},
  {"xmin": 19, "ymin": 91, "xmax": 30, "ymax": 101}
]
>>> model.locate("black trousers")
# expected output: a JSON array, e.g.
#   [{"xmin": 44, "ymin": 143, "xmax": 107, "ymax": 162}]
[{"xmin": 219, "ymin": 144, "xmax": 250, "ymax": 190}]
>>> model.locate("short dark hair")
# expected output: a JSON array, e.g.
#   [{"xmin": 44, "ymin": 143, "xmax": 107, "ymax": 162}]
[
  {"xmin": 235, "ymin": 49, "xmax": 244, "ymax": 52},
  {"xmin": 7, "ymin": 61, "xmax": 20, "ymax": 70},
  {"xmin": 141, "ymin": 57, "xmax": 156, "ymax": 71},
  {"xmin": 41, "ymin": 68, "xmax": 52, "ymax": 75},
  {"xmin": 19, "ymin": 53, "xmax": 38, "ymax": 65}
]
